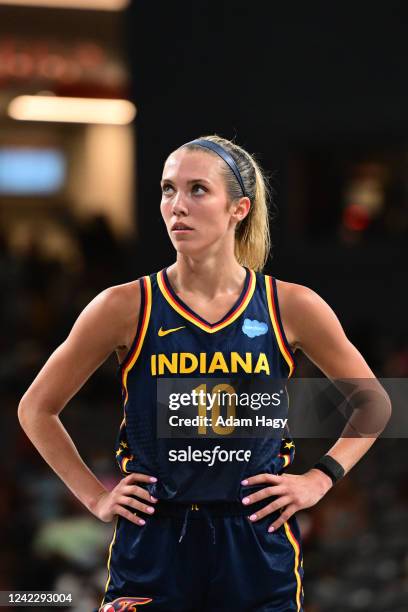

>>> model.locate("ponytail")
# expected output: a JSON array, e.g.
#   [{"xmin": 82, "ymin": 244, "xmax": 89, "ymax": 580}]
[{"xmin": 183, "ymin": 135, "xmax": 271, "ymax": 271}]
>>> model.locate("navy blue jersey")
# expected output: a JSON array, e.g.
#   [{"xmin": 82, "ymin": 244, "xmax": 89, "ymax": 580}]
[{"xmin": 114, "ymin": 267, "xmax": 296, "ymax": 502}]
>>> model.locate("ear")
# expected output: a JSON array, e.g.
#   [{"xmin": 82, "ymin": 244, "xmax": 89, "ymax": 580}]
[{"xmin": 231, "ymin": 196, "xmax": 251, "ymax": 223}]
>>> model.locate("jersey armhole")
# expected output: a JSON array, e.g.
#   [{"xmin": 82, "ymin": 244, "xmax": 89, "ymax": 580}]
[
  {"xmin": 117, "ymin": 275, "xmax": 152, "ymax": 377},
  {"xmin": 264, "ymin": 275, "xmax": 296, "ymax": 378}
]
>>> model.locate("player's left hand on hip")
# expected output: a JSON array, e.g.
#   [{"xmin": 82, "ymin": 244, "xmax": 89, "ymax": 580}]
[{"xmin": 241, "ymin": 469, "xmax": 333, "ymax": 532}]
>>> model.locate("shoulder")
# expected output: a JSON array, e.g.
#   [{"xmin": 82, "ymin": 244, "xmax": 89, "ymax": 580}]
[
  {"xmin": 85, "ymin": 279, "xmax": 143, "ymax": 350},
  {"xmin": 275, "ymin": 279, "xmax": 324, "ymax": 314},
  {"xmin": 274, "ymin": 279, "xmax": 341, "ymax": 351},
  {"xmin": 273, "ymin": 278, "xmax": 376, "ymax": 378},
  {"xmin": 94, "ymin": 279, "xmax": 141, "ymax": 317},
  {"xmin": 101, "ymin": 278, "xmax": 141, "ymax": 305}
]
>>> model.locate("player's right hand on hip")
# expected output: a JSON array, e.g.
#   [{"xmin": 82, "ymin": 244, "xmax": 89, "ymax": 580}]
[{"xmin": 92, "ymin": 473, "xmax": 158, "ymax": 526}]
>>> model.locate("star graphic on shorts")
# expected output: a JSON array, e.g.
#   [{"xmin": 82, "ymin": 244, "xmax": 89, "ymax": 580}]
[
  {"xmin": 116, "ymin": 448, "xmax": 123, "ymax": 456},
  {"xmin": 120, "ymin": 441, "xmax": 128, "ymax": 448},
  {"xmin": 284, "ymin": 442, "xmax": 295, "ymax": 450}
]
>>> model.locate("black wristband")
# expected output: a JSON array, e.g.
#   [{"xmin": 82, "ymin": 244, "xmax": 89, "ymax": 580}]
[{"xmin": 313, "ymin": 455, "xmax": 345, "ymax": 485}]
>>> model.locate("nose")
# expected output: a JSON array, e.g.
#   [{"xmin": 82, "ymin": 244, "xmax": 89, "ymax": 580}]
[{"xmin": 171, "ymin": 191, "xmax": 188, "ymax": 216}]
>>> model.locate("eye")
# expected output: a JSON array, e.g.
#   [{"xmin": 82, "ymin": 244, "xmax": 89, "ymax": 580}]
[
  {"xmin": 161, "ymin": 183, "xmax": 174, "ymax": 195},
  {"xmin": 192, "ymin": 183, "xmax": 207, "ymax": 195}
]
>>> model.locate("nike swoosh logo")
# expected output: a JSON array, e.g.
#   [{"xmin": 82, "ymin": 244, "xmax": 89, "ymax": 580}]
[{"xmin": 158, "ymin": 325, "xmax": 186, "ymax": 337}]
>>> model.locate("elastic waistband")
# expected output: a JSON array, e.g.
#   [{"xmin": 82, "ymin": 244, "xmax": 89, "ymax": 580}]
[{"xmin": 154, "ymin": 499, "xmax": 275, "ymax": 519}]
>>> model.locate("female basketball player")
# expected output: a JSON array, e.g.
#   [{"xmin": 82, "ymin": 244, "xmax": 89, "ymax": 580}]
[{"xmin": 18, "ymin": 135, "xmax": 389, "ymax": 612}]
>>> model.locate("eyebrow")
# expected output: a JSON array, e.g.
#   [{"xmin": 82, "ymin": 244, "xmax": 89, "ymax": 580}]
[{"xmin": 160, "ymin": 177, "xmax": 212, "ymax": 185}]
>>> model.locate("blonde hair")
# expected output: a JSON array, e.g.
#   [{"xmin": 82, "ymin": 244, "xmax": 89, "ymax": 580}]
[{"xmin": 182, "ymin": 134, "xmax": 271, "ymax": 271}]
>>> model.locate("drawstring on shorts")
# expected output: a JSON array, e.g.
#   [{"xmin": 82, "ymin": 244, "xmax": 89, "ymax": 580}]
[
  {"xmin": 178, "ymin": 506, "xmax": 191, "ymax": 543},
  {"xmin": 201, "ymin": 507, "xmax": 216, "ymax": 544},
  {"xmin": 160, "ymin": 499, "xmax": 269, "ymax": 546},
  {"xmin": 178, "ymin": 505, "xmax": 216, "ymax": 545}
]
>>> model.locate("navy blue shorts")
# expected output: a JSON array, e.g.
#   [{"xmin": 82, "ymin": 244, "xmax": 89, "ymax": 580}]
[{"xmin": 98, "ymin": 501, "xmax": 304, "ymax": 612}]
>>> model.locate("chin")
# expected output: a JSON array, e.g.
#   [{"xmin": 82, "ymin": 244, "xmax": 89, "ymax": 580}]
[
  {"xmin": 174, "ymin": 243, "xmax": 208, "ymax": 258},
  {"xmin": 171, "ymin": 235, "xmax": 221, "ymax": 257},
  {"xmin": 174, "ymin": 244, "xmax": 198, "ymax": 255}
]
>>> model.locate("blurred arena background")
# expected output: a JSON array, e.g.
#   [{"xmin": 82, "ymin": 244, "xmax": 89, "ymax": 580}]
[{"xmin": 0, "ymin": 1, "xmax": 407, "ymax": 610}]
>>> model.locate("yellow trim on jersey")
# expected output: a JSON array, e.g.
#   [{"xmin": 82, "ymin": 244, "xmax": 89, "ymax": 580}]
[
  {"xmin": 157, "ymin": 269, "xmax": 257, "ymax": 333},
  {"xmin": 264, "ymin": 275, "xmax": 295, "ymax": 377},
  {"xmin": 100, "ymin": 516, "xmax": 119, "ymax": 607},
  {"xmin": 122, "ymin": 275, "xmax": 152, "ymax": 406},
  {"xmin": 283, "ymin": 521, "xmax": 303, "ymax": 611}
]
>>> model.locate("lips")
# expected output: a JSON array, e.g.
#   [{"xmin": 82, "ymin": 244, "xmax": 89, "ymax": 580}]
[{"xmin": 171, "ymin": 222, "xmax": 193, "ymax": 231}]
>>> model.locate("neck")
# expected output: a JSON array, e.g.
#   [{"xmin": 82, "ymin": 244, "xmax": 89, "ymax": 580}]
[{"xmin": 167, "ymin": 254, "xmax": 246, "ymax": 300}]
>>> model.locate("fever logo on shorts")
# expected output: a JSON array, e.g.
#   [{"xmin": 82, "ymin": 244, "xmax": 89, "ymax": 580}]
[{"xmin": 100, "ymin": 597, "xmax": 152, "ymax": 612}]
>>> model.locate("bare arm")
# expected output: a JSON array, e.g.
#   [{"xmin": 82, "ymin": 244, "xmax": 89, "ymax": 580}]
[
  {"xmin": 18, "ymin": 282, "xmax": 157, "ymax": 524},
  {"xmin": 242, "ymin": 281, "xmax": 391, "ymax": 531},
  {"xmin": 278, "ymin": 281, "xmax": 391, "ymax": 476}
]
